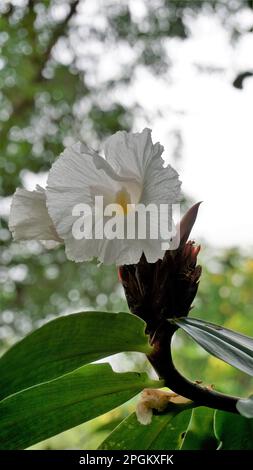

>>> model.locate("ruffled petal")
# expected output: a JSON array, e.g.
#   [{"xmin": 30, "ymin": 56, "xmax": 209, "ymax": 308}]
[
  {"xmin": 46, "ymin": 142, "xmax": 119, "ymax": 236},
  {"xmin": 141, "ymin": 159, "xmax": 181, "ymax": 206},
  {"xmin": 8, "ymin": 186, "xmax": 61, "ymax": 243},
  {"xmin": 104, "ymin": 128, "xmax": 164, "ymax": 181},
  {"xmin": 46, "ymin": 142, "xmax": 141, "ymax": 263},
  {"xmin": 139, "ymin": 134, "xmax": 181, "ymax": 254}
]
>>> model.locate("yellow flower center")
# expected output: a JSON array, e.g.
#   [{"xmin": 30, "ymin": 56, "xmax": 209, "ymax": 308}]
[{"xmin": 115, "ymin": 187, "xmax": 132, "ymax": 215}]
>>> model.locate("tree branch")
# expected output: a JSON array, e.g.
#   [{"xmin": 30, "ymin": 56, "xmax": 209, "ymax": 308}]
[
  {"xmin": 233, "ymin": 71, "xmax": 253, "ymax": 89},
  {"xmin": 37, "ymin": 0, "xmax": 80, "ymax": 80},
  {"xmin": 0, "ymin": 0, "xmax": 80, "ymax": 144}
]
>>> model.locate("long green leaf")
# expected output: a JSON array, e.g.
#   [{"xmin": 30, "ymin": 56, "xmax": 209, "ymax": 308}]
[
  {"xmin": 172, "ymin": 317, "xmax": 253, "ymax": 376},
  {"xmin": 214, "ymin": 410, "xmax": 253, "ymax": 450},
  {"xmin": 0, "ymin": 363, "xmax": 161, "ymax": 450},
  {"xmin": 181, "ymin": 407, "xmax": 217, "ymax": 450},
  {"xmin": 0, "ymin": 311, "xmax": 151, "ymax": 400},
  {"xmin": 99, "ymin": 405, "xmax": 193, "ymax": 450}
]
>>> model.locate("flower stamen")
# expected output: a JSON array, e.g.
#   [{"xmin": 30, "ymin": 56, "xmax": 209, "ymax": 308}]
[{"xmin": 115, "ymin": 187, "xmax": 132, "ymax": 215}]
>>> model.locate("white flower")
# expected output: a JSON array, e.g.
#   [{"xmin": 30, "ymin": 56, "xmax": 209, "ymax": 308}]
[{"xmin": 9, "ymin": 128, "xmax": 181, "ymax": 265}]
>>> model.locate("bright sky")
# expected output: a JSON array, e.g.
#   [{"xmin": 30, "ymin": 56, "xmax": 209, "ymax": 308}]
[
  {"xmin": 2, "ymin": 2, "xmax": 253, "ymax": 250},
  {"xmin": 130, "ymin": 11, "xmax": 253, "ymax": 249}
]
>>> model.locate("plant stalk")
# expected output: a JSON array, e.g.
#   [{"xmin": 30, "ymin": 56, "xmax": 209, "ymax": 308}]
[{"xmin": 147, "ymin": 322, "xmax": 239, "ymax": 414}]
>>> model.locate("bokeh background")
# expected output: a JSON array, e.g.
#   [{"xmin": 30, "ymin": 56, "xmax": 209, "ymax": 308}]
[{"xmin": 0, "ymin": 0, "xmax": 253, "ymax": 449}]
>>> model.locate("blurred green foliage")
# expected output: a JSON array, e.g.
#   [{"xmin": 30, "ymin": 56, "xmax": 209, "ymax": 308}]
[
  {"xmin": 174, "ymin": 248, "xmax": 253, "ymax": 398},
  {"xmin": 1, "ymin": 0, "xmax": 253, "ymax": 450}
]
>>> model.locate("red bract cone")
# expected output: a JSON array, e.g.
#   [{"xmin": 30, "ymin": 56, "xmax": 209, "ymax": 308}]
[{"xmin": 119, "ymin": 203, "xmax": 202, "ymax": 336}]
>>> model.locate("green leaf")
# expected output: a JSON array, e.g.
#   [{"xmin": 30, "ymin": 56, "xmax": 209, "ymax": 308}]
[
  {"xmin": 181, "ymin": 407, "xmax": 217, "ymax": 450},
  {"xmin": 99, "ymin": 404, "xmax": 193, "ymax": 450},
  {"xmin": 172, "ymin": 317, "xmax": 253, "ymax": 376},
  {"xmin": 0, "ymin": 311, "xmax": 151, "ymax": 400},
  {"xmin": 214, "ymin": 410, "xmax": 253, "ymax": 450},
  {"xmin": 236, "ymin": 395, "xmax": 253, "ymax": 418},
  {"xmin": 0, "ymin": 363, "xmax": 161, "ymax": 450}
]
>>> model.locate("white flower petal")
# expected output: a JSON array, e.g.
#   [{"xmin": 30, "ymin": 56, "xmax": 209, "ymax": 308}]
[
  {"xmin": 104, "ymin": 129, "xmax": 181, "ymax": 261},
  {"xmin": 8, "ymin": 186, "xmax": 61, "ymax": 243},
  {"xmin": 46, "ymin": 142, "xmax": 141, "ymax": 263},
  {"xmin": 104, "ymin": 128, "xmax": 164, "ymax": 181},
  {"xmin": 64, "ymin": 237, "xmax": 142, "ymax": 266},
  {"xmin": 141, "ymin": 159, "xmax": 181, "ymax": 206},
  {"xmin": 46, "ymin": 143, "xmax": 118, "ymax": 235},
  {"xmin": 104, "ymin": 127, "xmax": 181, "ymax": 203},
  {"xmin": 98, "ymin": 238, "xmax": 143, "ymax": 266}
]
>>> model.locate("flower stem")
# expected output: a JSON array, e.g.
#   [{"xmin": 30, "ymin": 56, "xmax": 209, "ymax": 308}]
[{"xmin": 147, "ymin": 322, "xmax": 239, "ymax": 414}]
